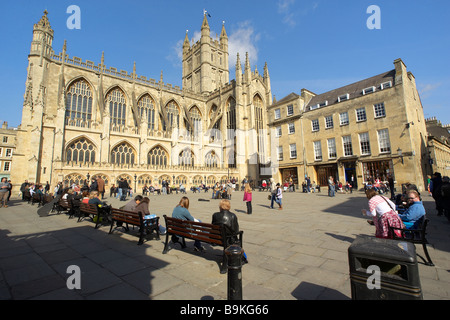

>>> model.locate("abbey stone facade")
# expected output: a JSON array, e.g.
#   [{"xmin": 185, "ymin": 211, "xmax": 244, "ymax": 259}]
[{"xmin": 12, "ymin": 11, "xmax": 274, "ymax": 190}]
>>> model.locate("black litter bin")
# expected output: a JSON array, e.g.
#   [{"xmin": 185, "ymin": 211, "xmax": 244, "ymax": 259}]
[{"xmin": 348, "ymin": 235, "xmax": 422, "ymax": 300}]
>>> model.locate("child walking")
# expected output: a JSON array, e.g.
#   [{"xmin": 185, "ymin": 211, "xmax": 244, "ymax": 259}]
[{"xmin": 243, "ymin": 183, "xmax": 252, "ymax": 214}]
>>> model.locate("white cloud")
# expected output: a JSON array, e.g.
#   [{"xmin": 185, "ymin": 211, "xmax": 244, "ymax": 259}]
[
  {"xmin": 228, "ymin": 21, "xmax": 260, "ymax": 69},
  {"xmin": 277, "ymin": 0, "xmax": 297, "ymax": 27},
  {"xmin": 277, "ymin": 0, "xmax": 320, "ymax": 27},
  {"xmin": 418, "ymin": 82, "xmax": 442, "ymax": 98}
]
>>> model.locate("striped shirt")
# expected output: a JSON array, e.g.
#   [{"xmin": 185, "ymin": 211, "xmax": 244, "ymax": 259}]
[{"xmin": 367, "ymin": 195, "xmax": 396, "ymax": 217}]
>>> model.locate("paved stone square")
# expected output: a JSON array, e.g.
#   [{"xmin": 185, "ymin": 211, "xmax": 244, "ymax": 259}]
[{"xmin": 0, "ymin": 189, "xmax": 449, "ymax": 300}]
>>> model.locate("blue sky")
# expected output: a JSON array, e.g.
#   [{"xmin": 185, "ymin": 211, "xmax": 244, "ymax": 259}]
[{"xmin": 1, "ymin": 0, "xmax": 449, "ymax": 128}]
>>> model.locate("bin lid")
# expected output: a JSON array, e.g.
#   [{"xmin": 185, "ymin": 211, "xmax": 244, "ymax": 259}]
[{"xmin": 348, "ymin": 235, "xmax": 417, "ymax": 264}]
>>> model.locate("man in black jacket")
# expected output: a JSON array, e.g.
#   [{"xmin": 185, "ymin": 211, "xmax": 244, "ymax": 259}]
[
  {"xmin": 431, "ymin": 172, "xmax": 444, "ymax": 216},
  {"xmin": 118, "ymin": 178, "xmax": 130, "ymax": 201},
  {"xmin": 441, "ymin": 176, "xmax": 450, "ymax": 222}
]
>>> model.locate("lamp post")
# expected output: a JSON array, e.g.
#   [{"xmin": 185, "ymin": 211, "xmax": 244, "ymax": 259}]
[
  {"xmin": 134, "ymin": 174, "xmax": 137, "ymax": 193},
  {"xmin": 86, "ymin": 173, "xmax": 90, "ymax": 186}
]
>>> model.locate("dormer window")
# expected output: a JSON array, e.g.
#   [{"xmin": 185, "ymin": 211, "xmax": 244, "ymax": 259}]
[
  {"xmin": 310, "ymin": 101, "xmax": 328, "ymax": 111},
  {"xmin": 381, "ymin": 81, "xmax": 392, "ymax": 90},
  {"xmin": 338, "ymin": 93, "xmax": 349, "ymax": 102},
  {"xmin": 319, "ymin": 101, "xmax": 328, "ymax": 108},
  {"xmin": 362, "ymin": 86, "xmax": 376, "ymax": 95}
]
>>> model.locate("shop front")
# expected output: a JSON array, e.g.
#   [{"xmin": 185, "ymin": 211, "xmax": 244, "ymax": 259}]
[
  {"xmin": 361, "ymin": 159, "xmax": 395, "ymax": 183},
  {"xmin": 315, "ymin": 164, "xmax": 338, "ymax": 187},
  {"xmin": 280, "ymin": 167, "xmax": 299, "ymax": 186}
]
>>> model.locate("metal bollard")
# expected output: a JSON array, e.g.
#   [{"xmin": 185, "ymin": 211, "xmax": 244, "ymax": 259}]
[{"xmin": 225, "ymin": 245, "xmax": 243, "ymax": 300}]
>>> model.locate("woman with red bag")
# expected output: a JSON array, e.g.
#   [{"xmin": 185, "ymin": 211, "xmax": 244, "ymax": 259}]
[{"xmin": 362, "ymin": 188, "xmax": 405, "ymax": 239}]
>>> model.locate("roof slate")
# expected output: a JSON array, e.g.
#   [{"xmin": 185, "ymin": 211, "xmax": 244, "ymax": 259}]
[{"xmin": 305, "ymin": 69, "xmax": 396, "ymax": 111}]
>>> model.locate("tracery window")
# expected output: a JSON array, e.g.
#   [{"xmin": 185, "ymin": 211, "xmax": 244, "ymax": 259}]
[
  {"xmin": 178, "ymin": 149, "xmax": 195, "ymax": 167},
  {"xmin": 209, "ymin": 105, "xmax": 221, "ymax": 142},
  {"xmin": 65, "ymin": 79, "xmax": 93, "ymax": 127},
  {"xmin": 111, "ymin": 142, "xmax": 135, "ymax": 165},
  {"xmin": 254, "ymin": 95, "xmax": 265, "ymax": 163},
  {"xmin": 192, "ymin": 175, "xmax": 203, "ymax": 185},
  {"xmin": 206, "ymin": 176, "xmax": 216, "ymax": 186},
  {"xmin": 138, "ymin": 174, "xmax": 152, "ymax": 187},
  {"xmin": 189, "ymin": 106, "xmax": 202, "ymax": 137},
  {"xmin": 175, "ymin": 175, "xmax": 188, "ymax": 185},
  {"xmin": 65, "ymin": 138, "xmax": 96, "ymax": 163},
  {"xmin": 165, "ymin": 101, "xmax": 180, "ymax": 130},
  {"xmin": 107, "ymin": 88, "xmax": 126, "ymax": 127},
  {"xmin": 64, "ymin": 173, "xmax": 85, "ymax": 187},
  {"xmin": 148, "ymin": 146, "xmax": 168, "ymax": 166},
  {"xmin": 138, "ymin": 94, "xmax": 156, "ymax": 130},
  {"xmin": 205, "ymin": 151, "xmax": 219, "ymax": 168},
  {"xmin": 226, "ymin": 98, "xmax": 236, "ymax": 140}
]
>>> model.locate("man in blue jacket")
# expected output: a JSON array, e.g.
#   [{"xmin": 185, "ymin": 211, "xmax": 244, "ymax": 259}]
[{"xmin": 398, "ymin": 190, "xmax": 426, "ymax": 229}]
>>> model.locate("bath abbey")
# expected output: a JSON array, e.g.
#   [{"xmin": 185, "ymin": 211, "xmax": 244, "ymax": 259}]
[{"xmin": 12, "ymin": 11, "xmax": 273, "ymax": 190}]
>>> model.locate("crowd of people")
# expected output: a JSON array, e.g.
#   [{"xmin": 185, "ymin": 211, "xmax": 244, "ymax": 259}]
[{"xmin": 9, "ymin": 171, "xmax": 450, "ymax": 240}]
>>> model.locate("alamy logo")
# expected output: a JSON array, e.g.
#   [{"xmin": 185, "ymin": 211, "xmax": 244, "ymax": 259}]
[
  {"xmin": 366, "ymin": 265, "xmax": 381, "ymax": 290},
  {"xmin": 66, "ymin": 265, "xmax": 81, "ymax": 290},
  {"xmin": 67, "ymin": 5, "xmax": 81, "ymax": 30},
  {"xmin": 366, "ymin": 5, "xmax": 381, "ymax": 30}
]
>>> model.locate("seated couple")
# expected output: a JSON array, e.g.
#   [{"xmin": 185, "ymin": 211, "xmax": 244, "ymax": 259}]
[
  {"xmin": 363, "ymin": 189, "xmax": 425, "ymax": 239},
  {"xmin": 123, "ymin": 195, "xmax": 166, "ymax": 234}
]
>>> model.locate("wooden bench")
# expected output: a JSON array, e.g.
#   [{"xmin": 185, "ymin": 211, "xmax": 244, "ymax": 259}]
[
  {"xmin": 54, "ymin": 198, "xmax": 71, "ymax": 215},
  {"xmin": 78, "ymin": 202, "xmax": 112, "ymax": 229},
  {"xmin": 389, "ymin": 218, "xmax": 434, "ymax": 266},
  {"xmin": 31, "ymin": 193, "xmax": 43, "ymax": 206},
  {"xmin": 162, "ymin": 215, "xmax": 244, "ymax": 273},
  {"xmin": 109, "ymin": 208, "xmax": 160, "ymax": 245}
]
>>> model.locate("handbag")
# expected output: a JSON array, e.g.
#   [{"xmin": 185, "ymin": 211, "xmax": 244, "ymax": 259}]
[
  {"xmin": 380, "ymin": 196, "xmax": 404, "ymax": 238},
  {"xmin": 268, "ymin": 194, "xmax": 271, "ymax": 200}
]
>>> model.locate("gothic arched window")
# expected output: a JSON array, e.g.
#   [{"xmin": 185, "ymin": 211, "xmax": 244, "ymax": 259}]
[
  {"xmin": 226, "ymin": 97, "xmax": 236, "ymax": 139},
  {"xmin": 65, "ymin": 138, "xmax": 96, "ymax": 163},
  {"xmin": 65, "ymin": 79, "xmax": 93, "ymax": 127},
  {"xmin": 64, "ymin": 173, "xmax": 85, "ymax": 186},
  {"xmin": 209, "ymin": 104, "xmax": 221, "ymax": 142},
  {"xmin": 107, "ymin": 88, "xmax": 127, "ymax": 127},
  {"xmin": 205, "ymin": 150, "xmax": 219, "ymax": 168},
  {"xmin": 111, "ymin": 142, "xmax": 135, "ymax": 165},
  {"xmin": 178, "ymin": 149, "xmax": 195, "ymax": 167},
  {"xmin": 138, "ymin": 94, "xmax": 156, "ymax": 130},
  {"xmin": 148, "ymin": 146, "xmax": 168, "ymax": 166},
  {"xmin": 165, "ymin": 101, "xmax": 180, "ymax": 130},
  {"xmin": 189, "ymin": 106, "xmax": 202, "ymax": 137},
  {"xmin": 254, "ymin": 94, "xmax": 265, "ymax": 162}
]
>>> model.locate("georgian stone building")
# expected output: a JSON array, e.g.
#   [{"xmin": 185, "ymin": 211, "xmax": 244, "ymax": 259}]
[
  {"xmin": 425, "ymin": 117, "xmax": 450, "ymax": 178},
  {"xmin": 12, "ymin": 11, "xmax": 273, "ymax": 190},
  {"xmin": 0, "ymin": 122, "xmax": 17, "ymax": 181},
  {"xmin": 268, "ymin": 58, "xmax": 430, "ymax": 191}
]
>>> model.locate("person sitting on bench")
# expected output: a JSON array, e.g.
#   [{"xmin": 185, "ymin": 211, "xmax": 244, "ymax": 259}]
[
  {"xmin": 171, "ymin": 197, "xmax": 204, "ymax": 252},
  {"xmin": 398, "ymin": 190, "xmax": 426, "ymax": 229},
  {"xmin": 212, "ymin": 199, "xmax": 247, "ymax": 263}
]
